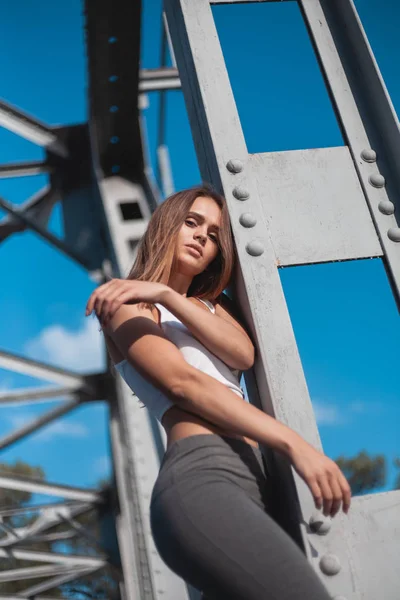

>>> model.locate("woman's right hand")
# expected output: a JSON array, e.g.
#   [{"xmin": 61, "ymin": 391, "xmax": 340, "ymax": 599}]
[{"xmin": 287, "ymin": 436, "xmax": 352, "ymax": 518}]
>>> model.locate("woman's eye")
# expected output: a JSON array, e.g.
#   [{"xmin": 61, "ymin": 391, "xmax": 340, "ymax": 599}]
[
  {"xmin": 209, "ymin": 235, "xmax": 218, "ymax": 243},
  {"xmin": 185, "ymin": 219, "xmax": 196, "ymax": 226}
]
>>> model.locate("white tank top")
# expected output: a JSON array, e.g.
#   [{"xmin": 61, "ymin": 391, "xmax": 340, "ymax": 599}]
[{"xmin": 114, "ymin": 297, "xmax": 244, "ymax": 422}]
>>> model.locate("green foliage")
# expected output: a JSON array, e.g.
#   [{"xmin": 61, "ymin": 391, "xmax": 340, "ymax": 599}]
[{"xmin": 334, "ymin": 450, "xmax": 386, "ymax": 495}]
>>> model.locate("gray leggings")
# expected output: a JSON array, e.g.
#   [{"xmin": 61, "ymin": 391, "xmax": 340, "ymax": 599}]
[{"xmin": 150, "ymin": 434, "xmax": 331, "ymax": 600}]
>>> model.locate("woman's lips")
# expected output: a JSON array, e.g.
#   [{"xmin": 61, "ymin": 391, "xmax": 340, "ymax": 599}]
[{"xmin": 185, "ymin": 245, "xmax": 202, "ymax": 258}]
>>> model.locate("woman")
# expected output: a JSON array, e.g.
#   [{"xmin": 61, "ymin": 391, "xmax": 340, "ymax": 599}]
[{"xmin": 86, "ymin": 185, "xmax": 351, "ymax": 600}]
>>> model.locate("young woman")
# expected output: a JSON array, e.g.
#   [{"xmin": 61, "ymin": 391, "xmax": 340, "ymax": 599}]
[{"xmin": 86, "ymin": 185, "xmax": 351, "ymax": 600}]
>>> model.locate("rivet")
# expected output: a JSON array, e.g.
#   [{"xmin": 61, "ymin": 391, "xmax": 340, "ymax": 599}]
[
  {"xmin": 108, "ymin": 36, "xmax": 118, "ymax": 44},
  {"xmin": 239, "ymin": 213, "xmax": 257, "ymax": 228},
  {"xmin": 109, "ymin": 75, "xmax": 119, "ymax": 83},
  {"xmin": 246, "ymin": 241, "xmax": 264, "ymax": 256},
  {"xmin": 369, "ymin": 173, "xmax": 385, "ymax": 188},
  {"xmin": 226, "ymin": 159, "xmax": 243, "ymax": 173},
  {"xmin": 319, "ymin": 553, "xmax": 341, "ymax": 576},
  {"xmin": 387, "ymin": 228, "xmax": 400, "ymax": 242},
  {"xmin": 110, "ymin": 105, "xmax": 119, "ymax": 113},
  {"xmin": 309, "ymin": 511, "xmax": 332, "ymax": 535},
  {"xmin": 361, "ymin": 148, "xmax": 376, "ymax": 163},
  {"xmin": 110, "ymin": 136, "xmax": 120, "ymax": 144},
  {"xmin": 232, "ymin": 186, "xmax": 250, "ymax": 200},
  {"xmin": 378, "ymin": 200, "xmax": 395, "ymax": 215}
]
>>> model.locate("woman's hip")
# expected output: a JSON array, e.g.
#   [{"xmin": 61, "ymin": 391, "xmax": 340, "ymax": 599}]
[{"xmin": 150, "ymin": 433, "xmax": 271, "ymax": 511}]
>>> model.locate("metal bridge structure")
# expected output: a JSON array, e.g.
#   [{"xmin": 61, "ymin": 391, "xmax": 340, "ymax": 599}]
[{"xmin": 0, "ymin": 0, "xmax": 399, "ymax": 598}]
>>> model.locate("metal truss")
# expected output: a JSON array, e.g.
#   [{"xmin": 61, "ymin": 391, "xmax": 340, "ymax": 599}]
[{"xmin": 0, "ymin": 0, "xmax": 190, "ymax": 598}]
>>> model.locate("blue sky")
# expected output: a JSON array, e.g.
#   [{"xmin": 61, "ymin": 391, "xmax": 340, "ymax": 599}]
[{"xmin": 0, "ymin": 0, "xmax": 399, "ymax": 505}]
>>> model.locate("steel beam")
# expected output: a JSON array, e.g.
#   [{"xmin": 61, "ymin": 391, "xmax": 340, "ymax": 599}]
[
  {"xmin": 299, "ymin": 0, "xmax": 400, "ymax": 306},
  {"xmin": 0, "ymin": 500, "xmax": 91, "ymax": 517},
  {"xmin": 0, "ymin": 194, "xmax": 93, "ymax": 270},
  {"xmin": 0, "ymin": 474, "xmax": 103, "ymax": 503},
  {"xmin": 0, "ymin": 99, "xmax": 67, "ymax": 157},
  {"xmin": 0, "ymin": 186, "xmax": 59, "ymax": 242},
  {"xmin": 0, "ymin": 160, "xmax": 51, "ymax": 178},
  {"xmin": 210, "ymin": 0, "xmax": 285, "ymax": 3},
  {"xmin": 0, "ymin": 547, "xmax": 106, "ymax": 567},
  {"xmin": 0, "ymin": 563, "xmax": 82, "ymax": 584},
  {"xmin": 0, "ymin": 397, "xmax": 80, "ymax": 451},
  {"xmin": 139, "ymin": 68, "xmax": 180, "ymax": 92},
  {"xmin": 0, "ymin": 386, "xmax": 76, "ymax": 406},
  {"xmin": 20, "ymin": 565, "xmax": 101, "ymax": 596},
  {"xmin": 0, "ymin": 349, "xmax": 90, "ymax": 389}
]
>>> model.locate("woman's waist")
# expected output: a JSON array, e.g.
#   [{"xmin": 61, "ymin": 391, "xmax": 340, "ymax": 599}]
[{"xmin": 161, "ymin": 406, "xmax": 259, "ymax": 450}]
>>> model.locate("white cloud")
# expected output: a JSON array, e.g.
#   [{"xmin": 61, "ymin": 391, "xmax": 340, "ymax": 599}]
[
  {"xmin": 313, "ymin": 401, "xmax": 345, "ymax": 426},
  {"xmin": 25, "ymin": 317, "xmax": 105, "ymax": 374},
  {"xmin": 7, "ymin": 410, "xmax": 89, "ymax": 442}
]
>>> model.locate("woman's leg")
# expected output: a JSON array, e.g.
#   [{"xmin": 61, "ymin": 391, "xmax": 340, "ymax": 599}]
[
  {"xmin": 151, "ymin": 476, "xmax": 330, "ymax": 600},
  {"xmin": 150, "ymin": 435, "xmax": 331, "ymax": 600}
]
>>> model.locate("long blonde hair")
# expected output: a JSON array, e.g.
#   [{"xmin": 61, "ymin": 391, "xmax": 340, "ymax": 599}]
[{"xmin": 127, "ymin": 184, "xmax": 235, "ymax": 301}]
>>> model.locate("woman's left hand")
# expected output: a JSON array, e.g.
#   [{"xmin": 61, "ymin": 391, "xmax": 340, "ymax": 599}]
[{"xmin": 85, "ymin": 279, "xmax": 169, "ymax": 327}]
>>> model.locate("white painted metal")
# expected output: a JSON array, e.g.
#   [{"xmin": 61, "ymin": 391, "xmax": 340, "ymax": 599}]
[
  {"xmin": 251, "ymin": 147, "xmax": 382, "ymax": 266},
  {"xmin": 164, "ymin": 0, "xmax": 400, "ymax": 598},
  {"xmin": 0, "ymin": 100, "xmax": 67, "ymax": 157},
  {"xmin": 0, "ymin": 161, "xmax": 50, "ymax": 178},
  {"xmin": 0, "ymin": 349, "xmax": 88, "ymax": 389},
  {"xmin": 163, "ymin": 11, "xmax": 177, "ymax": 68},
  {"xmin": 0, "ymin": 386, "xmax": 75, "ymax": 405},
  {"xmin": 157, "ymin": 144, "xmax": 175, "ymax": 197},
  {"xmin": 0, "ymin": 474, "xmax": 102, "ymax": 503},
  {"xmin": 299, "ymin": 0, "xmax": 400, "ymax": 304},
  {"xmin": 0, "ymin": 547, "xmax": 105, "ymax": 567},
  {"xmin": 0, "ymin": 398, "xmax": 80, "ymax": 450}
]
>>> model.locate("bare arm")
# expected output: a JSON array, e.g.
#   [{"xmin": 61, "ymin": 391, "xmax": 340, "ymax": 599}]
[
  {"xmin": 104, "ymin": 304, "xmax": 351, "ymax": 517},
  {"xmin": 104, "ymin": 303, "xmax": 296, "ymax": 454},
  {"xmin": 160, "ymin": 288, "xmax": 255, "ymax": 370}
]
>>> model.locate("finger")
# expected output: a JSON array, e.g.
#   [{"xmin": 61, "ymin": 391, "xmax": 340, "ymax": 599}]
[
  {"xmin": 328, "ymin": 474, "xmax": 343, "ymax": 518},
  {"xmin": 338, "ymin": 472, "xmax": 352, "ymax": 514},
  {"xmin": 100, "ymin": 281, "xmax": 129, "ymax": 324},
  {"xmin": 107, "ymin": 291, "xmax": 134, "ymax": 323},
  {"xmin": 103, "ymin": 288, "xmax": 131, "ymax": 325},
  {"xmin": 308, "ymin": 478, "xmax": 323, "ymax": 512},
  {"xmin": 85, "ymin": 293, "xmax": 96, "ymax": 316},
  {"xmin": 94, "ymin": 285, "xmax": 116, "ymax": 323},
  {"xmin": 86, "ymin": 281, "xmax": 113, "ymax": 315},
  {"xmin": 318, "ymin": 475, "xmax": 333, "ymax": 517}
]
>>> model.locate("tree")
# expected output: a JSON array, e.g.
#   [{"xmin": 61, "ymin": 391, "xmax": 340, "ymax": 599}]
[
  {"xmin": 334, "ymin": 450, "xmax": 386, "ymax": 495},
  {"xmin": 0, "ymin": 461, "xmax": 119, "ymax": 599}
]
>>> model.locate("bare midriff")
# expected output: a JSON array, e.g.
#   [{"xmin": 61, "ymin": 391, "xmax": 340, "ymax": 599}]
[
  {"xmin": 161, "ymin": 405, "xmax": 259, "ymax": 450},
  {"xmin": 151, "ymin": 301, "xmax": 259, "ymax": 450}
]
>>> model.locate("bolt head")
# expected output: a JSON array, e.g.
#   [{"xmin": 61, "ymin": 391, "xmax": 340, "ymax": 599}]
[
  {"xmin": 309, "ymin": 511, "xmax": 332, "ymax": 535},
  {"xmin": 378, "ymin": 200, "xmax": 395, "ymax": 215},
  {"xmin": 320, "ymin": 553, "xmax": 341, "ymax": 576},
  {"xmin": 232, "ymin": 186, "xmax": 250, "ymax": 200},
  {"xmin": 388, "ymin": 228, "xmax": 400, "ymax": 242},
  {"xmin": 361, "ymin": 148, "xmax": 376, "ymax": 163},
  {"xmin": 246, "ymin": 240, "xmax": 264, "ymax": 256},
  {"xmin": 239, "ymin": 213, "xmax": 257, "ymax": 228},
  {"xmin": 369, "ymin": 173, "xmax": 385, "ymax": 188},
  {"xmin": 226, "ymin": 159, "xmax": 244, "ymax": 173}
]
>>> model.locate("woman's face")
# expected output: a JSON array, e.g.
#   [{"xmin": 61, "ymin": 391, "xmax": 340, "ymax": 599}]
[{"xmin": 174, "ymin": 196, "xmax": 222, "ymax": 276}]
